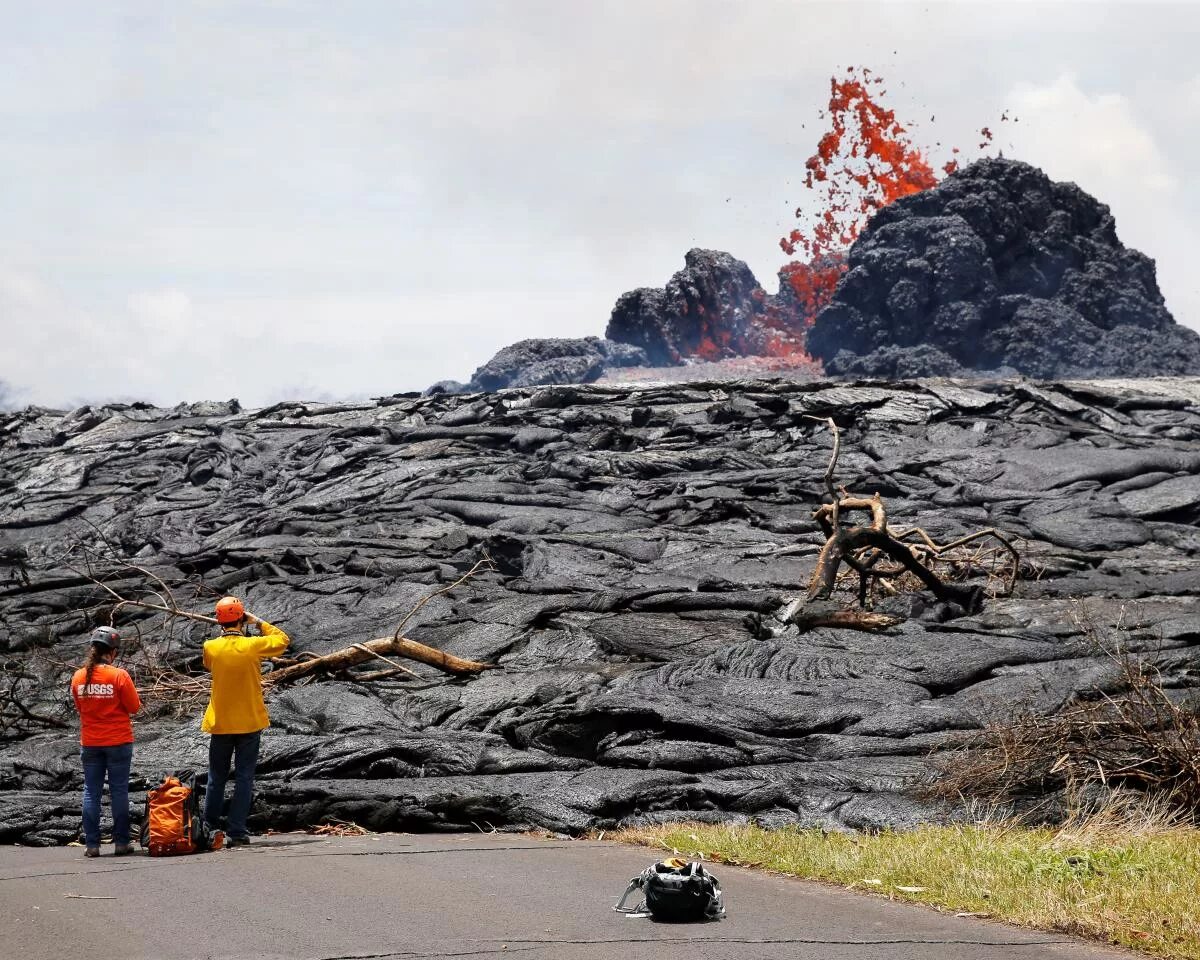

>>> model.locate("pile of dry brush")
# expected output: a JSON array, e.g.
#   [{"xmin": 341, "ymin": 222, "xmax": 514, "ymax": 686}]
[{"xmin": 930, "ymin": 609, "xmax": 1200, "ymax": 820}]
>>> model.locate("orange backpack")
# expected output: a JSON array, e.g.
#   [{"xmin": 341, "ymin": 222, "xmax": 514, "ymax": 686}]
[{"xmin": 140, "ymin": 774, "xmax": 216, "ymax": 856}]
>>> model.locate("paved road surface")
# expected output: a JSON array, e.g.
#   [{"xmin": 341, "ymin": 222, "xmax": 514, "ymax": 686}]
[{"xmin": 0, "ymin": 833, "xmax": 1132, "ymax": 960}]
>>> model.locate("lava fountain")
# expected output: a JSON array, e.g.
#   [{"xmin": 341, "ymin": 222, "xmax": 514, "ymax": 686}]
[{"xmin": 779, "ymin": 67, "xmax": 944, "ymax": 325}]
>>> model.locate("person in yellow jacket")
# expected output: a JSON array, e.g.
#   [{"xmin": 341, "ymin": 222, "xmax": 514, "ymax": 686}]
[{"xmin": 202, "ymin": 596, "xmax": 289, "ymax": 846}]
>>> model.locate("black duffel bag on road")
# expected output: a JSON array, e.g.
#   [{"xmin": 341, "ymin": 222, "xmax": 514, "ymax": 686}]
[{"xmin": 614, "ymin": 857, "xmax": 725, "ymax": 921}]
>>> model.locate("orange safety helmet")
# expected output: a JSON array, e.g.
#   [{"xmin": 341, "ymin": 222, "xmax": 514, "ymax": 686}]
[{"xmin": 214, "ymin": 596, "xmax": 245, "ymax": 624}]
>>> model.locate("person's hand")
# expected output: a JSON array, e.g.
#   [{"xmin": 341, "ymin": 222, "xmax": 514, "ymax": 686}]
[{"xmin": 244, "ymin": 612, "xmax": 262, "ymax": 625}]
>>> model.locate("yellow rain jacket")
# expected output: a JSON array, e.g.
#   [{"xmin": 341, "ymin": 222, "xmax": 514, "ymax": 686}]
[{"xmin": 201, "ymin": 621, "xmax": 290, "ymax": 735}]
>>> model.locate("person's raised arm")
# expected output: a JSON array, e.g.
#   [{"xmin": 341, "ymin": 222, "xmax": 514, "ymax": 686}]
[{"xmin": 245, "ymin": 613, "xmax": 290, "ymax": 658}]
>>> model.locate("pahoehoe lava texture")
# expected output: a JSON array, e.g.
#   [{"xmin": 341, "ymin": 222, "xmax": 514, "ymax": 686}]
[
  {"xmin": 808, "ymin": 158, "xmax": 1200, "ymax": 379},
  {"xmin": 2, "ymin": 378, "xmax": 1199, "ymax": 844}
]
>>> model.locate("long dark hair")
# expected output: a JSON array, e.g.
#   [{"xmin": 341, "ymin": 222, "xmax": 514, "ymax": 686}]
[{"xmin": 82, "ymin": 645, "xmax": 107, "ymax": 686}]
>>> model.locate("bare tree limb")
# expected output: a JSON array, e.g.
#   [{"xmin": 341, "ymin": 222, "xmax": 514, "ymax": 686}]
[
  {"xmin": 267, "ymin": 558, "xmax": 498, "ymax": 687},
  {"xmin": 393, "ymin": 555, "xmax": 494, "ymax": 641},
  {"xmin": 779, "ymin": 599, "xmax": 901, "ymax": 632},
  {"xmin": 798, "ymin": 418, "xmax": 1018, "ymax": 618},
  {"xmin": 265, "ymin": 634, "xmax": 491, "ymax": 686},
  {"xmin": 60, "ymin": 535, "xmax": 497, "ymax": 705}
]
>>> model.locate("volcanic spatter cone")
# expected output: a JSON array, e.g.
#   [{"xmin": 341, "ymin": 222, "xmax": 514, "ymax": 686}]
[
  {"xmin": 445, "ymin": 336, "xmax": 649, "ymax": 395},
  {"xmin": 807, "ymin": 157, "xmax": 1200, "ymax": 379},
  {"xmin": 452, "ymin": 251, "xmax": 814, "ymax": 393},
  {"xmin": 605, "ymin": 248, "xmax": 809, "ymax": 366}
]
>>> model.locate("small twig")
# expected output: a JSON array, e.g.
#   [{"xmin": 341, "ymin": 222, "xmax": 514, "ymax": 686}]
[
  {"xmin": 349, "ymin": 643, "xmax": 421, "ymax": 679},
  {"xmin": 392, "ymin": 554, "xmax": 495, "ymax": 642},
  {"xmin": 107, "ymin": 599, "xmax": 216, "ymax": 625},
  {"xmin": 803, "ymin": 415, "xmax": 841, "ymax": 530}
]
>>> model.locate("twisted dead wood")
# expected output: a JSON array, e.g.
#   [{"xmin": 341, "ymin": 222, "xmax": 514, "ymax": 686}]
[{"xmin": 796, "ymin": 418, "xmax": 1018, "ymax": 618}]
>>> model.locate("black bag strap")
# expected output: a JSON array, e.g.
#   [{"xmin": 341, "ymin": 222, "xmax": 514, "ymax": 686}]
[{"xmin": 139, "ymin": 793, "xmax": 150, "ymax": 845}]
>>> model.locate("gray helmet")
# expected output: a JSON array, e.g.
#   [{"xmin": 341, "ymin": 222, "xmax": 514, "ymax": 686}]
[{"xmin": 89, "ymin": 626, "xmax": 120, "ymax": 650}]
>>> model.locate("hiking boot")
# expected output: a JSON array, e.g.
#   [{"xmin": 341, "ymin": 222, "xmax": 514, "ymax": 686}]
[
  {"xmin": 208, "ymin": 830, "xmax": 225, "ymax": 852},
  {"xmin": 113, "ymin": 844, "xmax": 136, "ymax": 856},
  {"xmin": 226, "ymin": 836, "xmax": 251, "ymax": 847},
  {"xmin": 84, "ymin": 848, "xmax": 100, "ymax": 858}
]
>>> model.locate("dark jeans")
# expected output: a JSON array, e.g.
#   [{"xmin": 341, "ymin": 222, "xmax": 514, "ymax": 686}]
[
  {"xmin": 80, "ymin": 742, "xmax": 133, "ymax": 848},
  {"xmin": 205, "ymin": 731, "xmax": 262, "ymax": 839}
]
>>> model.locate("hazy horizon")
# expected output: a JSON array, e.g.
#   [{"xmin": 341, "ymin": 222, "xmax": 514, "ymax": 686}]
[{"xmin": 2, "ymin": 1, "xmax": 1198, "ymax": 409}]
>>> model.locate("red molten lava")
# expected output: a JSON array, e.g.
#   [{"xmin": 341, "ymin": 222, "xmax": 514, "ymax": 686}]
[
  {"xmin": 780, "ymin": 67, "xmax": 942, "ymax": 322},
  {"xmin": 779, "ymin": 68, "xmax": 1010, "ymax": 328},
  {"xmin": 659, "ymin": 69, "xmax": 1006, "ymax": 369}
]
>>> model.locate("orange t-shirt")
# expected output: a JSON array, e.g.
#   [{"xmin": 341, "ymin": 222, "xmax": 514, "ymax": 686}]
[{"xmin": 70, "ymin": 663, "xmax": 141, "ymax": 747}]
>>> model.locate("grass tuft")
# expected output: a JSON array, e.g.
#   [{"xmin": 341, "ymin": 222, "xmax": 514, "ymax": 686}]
[{"xmin": 609, "ymin": 814, "xmax": 1200, "ymax": 959}]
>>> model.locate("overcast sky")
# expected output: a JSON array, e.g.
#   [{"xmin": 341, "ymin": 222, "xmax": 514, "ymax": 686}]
[{"xmin": 2, "ymin": 1, "xmax": 1197, "ymax": 409}]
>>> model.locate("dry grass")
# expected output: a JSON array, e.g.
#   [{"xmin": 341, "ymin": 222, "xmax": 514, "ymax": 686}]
[
  {"xmin": 610, "ymin": 810, "xmax": 1200, "ymax": 959},
  {"xmin": 929, "ymin": 607, "xmax": 1200, "ymax": 818}
]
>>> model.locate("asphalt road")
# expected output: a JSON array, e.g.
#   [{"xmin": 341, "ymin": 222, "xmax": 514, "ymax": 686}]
[{"xmin": 0, "ymin": 833, "xmax": 1132, "ymax": 960}]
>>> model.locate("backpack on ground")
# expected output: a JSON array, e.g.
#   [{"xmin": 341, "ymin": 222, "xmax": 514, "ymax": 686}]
[
  {"xmin": 614, "ymin": 857, "xmax": 725, "ymax": 921},
  {"xmin": 140, "ymin": 773, "xmax": 220, "ymax": 856}
]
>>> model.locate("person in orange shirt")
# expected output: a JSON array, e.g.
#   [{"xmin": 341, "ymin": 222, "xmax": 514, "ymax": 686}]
[
  {"xmin": 202, "ymin": 596, "xmax": 290, "ymax": 846},
  {"xmin": 70, "ymin": 627, "xmax": 142, "ymax": 858}
]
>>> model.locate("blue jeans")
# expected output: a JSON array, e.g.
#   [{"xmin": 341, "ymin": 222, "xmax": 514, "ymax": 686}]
[
  {"xmin": 205, "ymin": 731, "xmax": 262, "ymax": 839},
  {"xmin": 80, "ymin": 743, "xmax": 133, "ymax": 848}
]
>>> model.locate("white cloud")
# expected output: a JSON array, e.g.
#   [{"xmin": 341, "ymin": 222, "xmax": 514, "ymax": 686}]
[
  {"xmin": 1185, "ymin": 74, "xmax": 1200, "ymax": 116},
  {"xmin": 128, "ymin": 289, "xmax": 193, "ymax": 333},
  {"xmin": 0, "ymin": 266, "xmax": 48, "ymax": 308},
  {"xmin": 0, "ymin": 265, "xmax": 106, "ymax": 406},
  {"xmin": 1005, "ymin": 73, "xmax": 1199, "ymax": 329},
  {"xmin": 0, "ymin": 263, "xmax": 608, "ymax": 408},
  {"xmin": 1008, "ymin": 74, "xmax": 1176, "ymax": 193}
]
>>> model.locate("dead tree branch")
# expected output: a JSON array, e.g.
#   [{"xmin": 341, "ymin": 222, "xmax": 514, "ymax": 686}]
[
  {"xmin": 264, "ymin": 634, "xmax": 490, "ymax": 686},
  {"xmin": 778, "ymin": 599, "xmax": 902, "ymax": 633},
  {"xmin": 799, "ymin": 418, "xmax": 1019, "ymax": 617},
  {"xmin": 0, "ymin": 659, "xmax": 71, "ymax": 737},
  {"xmin": 393, "ymin": 556, "xmax": 494, "ymax": 642},
  {"xmin": 267, "ymin": 558, "xmax": 497, "ymax": 687},
  {"xmin": 60, "ymin": 535, "xmax": 496, "ymax": 706}
]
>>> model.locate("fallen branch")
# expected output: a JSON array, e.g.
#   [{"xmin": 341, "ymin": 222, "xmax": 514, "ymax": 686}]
[
  {"xmin": 265, "ymin": 634, "xmax": 491, "ymax": 685},
  {"xmin": 61, "ymin": 535, "xmax": 498, "ymax": 702},
  {"xmin": 0, "ymin": 661, "xmax": 71, "ymax": 735},
  {"xmin": 778, "ymin": 599, "xmax": 901, "ymax": 633},
  {"xmin": 68, "ymin": 519, "xmax": 220, "ymax": 629},
  {"xmin": 265, "ymin": 557, "xmax": 498, "ymax": 687},
  {"xmin": 393, "ymin": 557, "xmax": 494, "ymax": 641},
  {"xmin": 349, "ymin": 643, "xmax": 421, "ymax": 679}
]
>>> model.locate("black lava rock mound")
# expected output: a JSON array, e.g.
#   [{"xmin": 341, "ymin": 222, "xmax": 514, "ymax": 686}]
[
  {"xmin": 451, "ymin": 336, "xmax": 648, "ymax": 393},
  {"xmin": 808, "ymin": 158, "xmax": 1200, "ymax": 378},
  {"xmin": 606, "ymin": 249, "xmax": 803, "ymax": 364},
  {"xmin": 2, "ymin": 378, "xmax": 1199, "ymax": 844}
]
